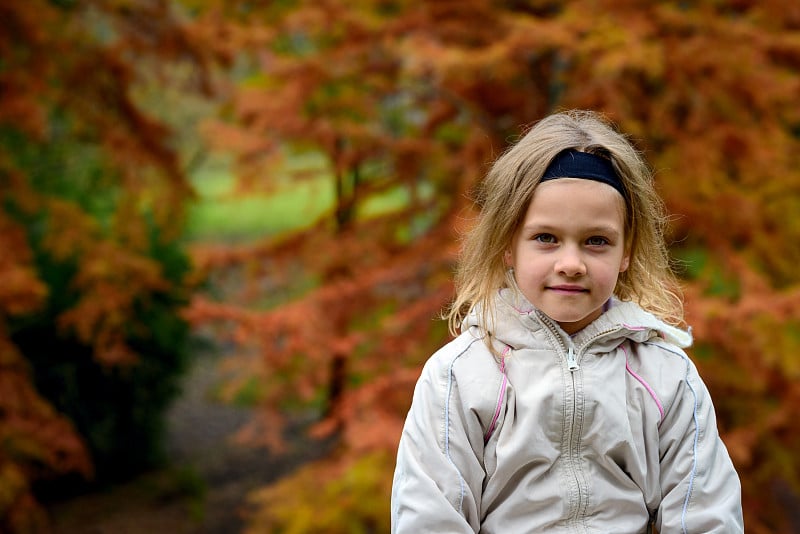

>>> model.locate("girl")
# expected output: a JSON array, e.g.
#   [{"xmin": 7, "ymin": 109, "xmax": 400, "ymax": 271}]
[{"xmin": 391, "ymin": 110, "xmax": 743, "ymax": 533}]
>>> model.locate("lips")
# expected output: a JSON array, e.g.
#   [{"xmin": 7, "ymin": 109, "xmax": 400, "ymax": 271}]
[{"xmin": 547, "ymin": 285, "xmax": 589, "ymax": 293}]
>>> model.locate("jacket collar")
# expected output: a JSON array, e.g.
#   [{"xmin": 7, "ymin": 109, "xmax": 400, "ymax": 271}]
[{"xmin": 464, "ymin": 288, "xmax": 692, "ymax": 352}]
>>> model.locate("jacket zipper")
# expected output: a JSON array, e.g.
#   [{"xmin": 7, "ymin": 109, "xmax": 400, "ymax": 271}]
[
  {"xmin": 566, "ymin": 345, "xmax": 579, "ymax": 371},
  {"xmin": 534, "ymin": 315, "xmax": 625, "ymax": 530},
  {"xmin": 535, "ymin": 312, "xmax": 584, "ymax": 527},
  {"xmin": 534, "ymin": 311, "xmax": 574, "ymax": 369},
  {"xmin": 566, "ymin": 357, "xmax": 583, "ymax": 529}
]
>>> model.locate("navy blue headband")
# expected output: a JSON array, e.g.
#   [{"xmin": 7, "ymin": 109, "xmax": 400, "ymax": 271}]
[{"xmin": 541, "ymin": 149, "xmax": 627, "ymax": 201}]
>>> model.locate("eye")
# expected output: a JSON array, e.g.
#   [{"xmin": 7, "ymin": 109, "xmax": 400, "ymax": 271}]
[
  {"xmin": 586, "ymin": 236, "xmax": 609, "ymax": 246},
  {"xmin": 533, "ymin": 233, "xmax": 557, "ymax": 244}
]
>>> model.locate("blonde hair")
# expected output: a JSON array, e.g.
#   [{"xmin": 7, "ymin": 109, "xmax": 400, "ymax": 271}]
[{"xmin": 447, "ymin": 110, "xmax": 684, "ymax": 335}]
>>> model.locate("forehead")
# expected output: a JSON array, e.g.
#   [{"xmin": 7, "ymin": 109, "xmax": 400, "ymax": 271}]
[{"xmin": 521, "ymin": 178, "xmax": 627, "ymax": 228}]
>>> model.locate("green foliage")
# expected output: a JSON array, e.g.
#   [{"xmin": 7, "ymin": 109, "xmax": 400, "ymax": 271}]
[
  {"xmin": 674, "ymin": 247, "xmax": 741, "ymax": 299},
  {"xmin": 10, "ymin": 221, "xmax": 192, "ymax": 486},
  {"xmin": 5, "ymin": 127, "xmax": 193, "ymax": 488}
]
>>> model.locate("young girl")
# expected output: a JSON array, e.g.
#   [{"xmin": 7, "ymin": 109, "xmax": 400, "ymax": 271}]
[{"xmin": 391, "ymin": 110, "xmax": 743, "ymax": 533}]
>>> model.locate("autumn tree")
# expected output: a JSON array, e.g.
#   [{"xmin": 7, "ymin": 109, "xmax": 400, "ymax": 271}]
[
  {"xmin": 179, "ymin": 0, "xmax": 800, "ymax": 532},
  {"xmin": 0, "ymin": 0, "xmax": 217, "ymax": 530}
]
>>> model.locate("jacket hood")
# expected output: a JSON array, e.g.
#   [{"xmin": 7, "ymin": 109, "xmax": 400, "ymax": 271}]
[{"xmin": 463, "ymin": 288, "xmax": 692, "ymax": 352}]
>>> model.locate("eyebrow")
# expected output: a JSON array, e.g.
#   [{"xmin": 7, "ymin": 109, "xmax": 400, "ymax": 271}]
[{"xmin": 521, "ymin": 223, "xmax": 622, "ymax": 238}]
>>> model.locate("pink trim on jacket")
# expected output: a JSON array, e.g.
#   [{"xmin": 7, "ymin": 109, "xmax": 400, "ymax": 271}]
[
  {"xmin": 622, "ymin": 343, "xmax": 665, "ymax": 423},
  {"xmin": 484, "ymin": 346, "xmax": 510, "ymax": 443}
]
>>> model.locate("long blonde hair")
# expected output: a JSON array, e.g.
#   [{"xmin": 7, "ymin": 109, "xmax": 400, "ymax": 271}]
[{"xmin": 447, "ymin": 110, "xmax": 684, "ymax": 335}]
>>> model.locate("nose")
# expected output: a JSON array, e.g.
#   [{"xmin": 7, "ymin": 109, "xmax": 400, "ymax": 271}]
[{"xmin": 554, "ymin": 245, "xmax": 586, "ymax": 277}]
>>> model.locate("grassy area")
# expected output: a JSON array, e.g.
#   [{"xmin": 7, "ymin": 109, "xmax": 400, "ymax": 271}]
[
  {"xmin": 184, "ymin": 152, "xmax": 423, "ymax": 242},
  {"xmin": 184, "ymin": 153, "xmax": 335, "ymax": 242}
]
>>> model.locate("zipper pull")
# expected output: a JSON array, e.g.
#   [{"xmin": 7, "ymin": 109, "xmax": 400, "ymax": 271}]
[{"xmin": 567, "ymin": 346, "xmax": 580, "ymax": 371}]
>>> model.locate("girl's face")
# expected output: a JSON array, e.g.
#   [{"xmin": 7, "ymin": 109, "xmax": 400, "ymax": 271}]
[{"xmin": 506, "ymin": 178, "xmax": 630, "ymax": 334}]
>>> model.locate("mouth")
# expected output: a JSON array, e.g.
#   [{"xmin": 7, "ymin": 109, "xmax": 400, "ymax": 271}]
[{"xmin": 547, "ymin": 285, "xmax": 589, "ymax": 294}]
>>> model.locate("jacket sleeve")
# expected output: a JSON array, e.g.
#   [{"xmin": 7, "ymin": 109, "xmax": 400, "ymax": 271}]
[
  {"xmin": 391, "ymin": 341, "xmax": 488, "ymax": 533},
  {"xmin": 655, "ymin": 348, "xmax": 744, "ymax": 533}
]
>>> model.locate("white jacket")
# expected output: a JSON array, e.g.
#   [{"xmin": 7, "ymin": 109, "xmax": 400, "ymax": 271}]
[{"xmin": 392, "ymin": 290, "xmax": 743, "ymax": 533}]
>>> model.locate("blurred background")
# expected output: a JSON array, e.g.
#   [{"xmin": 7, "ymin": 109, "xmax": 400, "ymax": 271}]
[{"xmin": 2, "ymin": 0, "xmax": 799, "ymax": 532}]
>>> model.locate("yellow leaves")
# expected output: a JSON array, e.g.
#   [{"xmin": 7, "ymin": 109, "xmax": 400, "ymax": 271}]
[
  {"xmin": 244, "ymin": 451, "xmax": 394, "ymax": 534},
  {"xmin": 563, "ymin": 8, "xmax": 666, "ymax": 81}
]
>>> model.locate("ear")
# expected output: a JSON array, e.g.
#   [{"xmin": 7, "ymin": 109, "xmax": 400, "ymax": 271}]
[
  {"xmin": 619, "ymin": 251, "xmax": 630, "ymax": 273},
  {"xmin": 504, "ymin": 249, "xmax": 513, "ymax": 266}
]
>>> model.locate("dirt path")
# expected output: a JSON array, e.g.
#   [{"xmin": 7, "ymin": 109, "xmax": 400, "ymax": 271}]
[{"xmin": 48, "ymin": 344, "xmax": 328, "ymax": 533}]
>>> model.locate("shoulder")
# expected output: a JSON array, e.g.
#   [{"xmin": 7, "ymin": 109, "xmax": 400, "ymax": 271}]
[
  {"xmin": 631, "ymin": 337, "xmax": 692, "ymax": 368},
  {"xmin": 627, "ymin": 338, "xmax": 710, "ymax": 413},
  {"xmin": 424, "ymin": 331, "xmax": 497, "ymax": 373},
  {"xmin": 418, "ymin": 331, "xmax": 506, "ymax": 405}
]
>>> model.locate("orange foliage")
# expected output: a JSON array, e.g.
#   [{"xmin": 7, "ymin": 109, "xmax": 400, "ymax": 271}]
[
  {"xmin": 1, "ymin": 0, "xmax": 215, "ymax": 530},
  {"xmin": 181, "ymin": 0, "xmax": 800, "ymax": 531},
  {"xmin": 6, "ymin": 0, "xmax": 792, "ymax": 530},
  {"xmin": 0, "ymin": 219, "xmax": 92, "ymax": 531}
]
